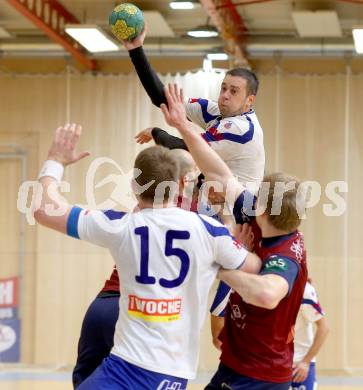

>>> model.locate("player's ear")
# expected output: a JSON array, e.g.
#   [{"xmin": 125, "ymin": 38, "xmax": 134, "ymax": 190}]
[{"xmin": 247, "ymin": 94, "xmax": 256, "ymax": 108}]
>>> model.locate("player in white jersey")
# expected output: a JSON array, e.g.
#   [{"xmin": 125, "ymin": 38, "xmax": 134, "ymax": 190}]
[
  {"xmin": 122, "ymin": 30, "xmax": 265, "ymax": 186},
  {"xmin": 292, "ymin": 281, "xmax": 329, "ymax": 390},
  {"xmin": 34, "ymin": 123, "xmax": 261, "ymax": 389}
]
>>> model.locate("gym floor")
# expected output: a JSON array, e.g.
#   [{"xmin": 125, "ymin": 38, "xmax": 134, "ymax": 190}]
[{"xmin": 1, "ymin": 371, "xmax": 363, "ymax": 390}]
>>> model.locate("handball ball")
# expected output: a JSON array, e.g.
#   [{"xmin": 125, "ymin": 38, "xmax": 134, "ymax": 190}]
[{"xmin": 109, "ymin": 3, "xmax": 144, "ymax": 41}]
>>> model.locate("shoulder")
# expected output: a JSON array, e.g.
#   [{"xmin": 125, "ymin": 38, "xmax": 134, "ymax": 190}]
[
  {"xmin": 304, "ymin": 282, "xmax": 318, "ymax": 300},
  {"xmin": 196, "ymin": 214, "xmax": 231, "ymax": 238}
]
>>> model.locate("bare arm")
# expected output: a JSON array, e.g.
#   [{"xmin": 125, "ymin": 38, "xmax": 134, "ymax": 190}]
[
  {"xmin": 218, "ymin": 269, "xmax": 289, "ymax": 310},
  {"xmin": 210, "ymin": 315, "xmax": 224, "ymax": 351},
  {"xmin": 160, "ymin": 84, "xmax": 243, "ymax": 198},
  {"xmin": 34, "ymin": 124, "xmax": 89, "ymax": 233},
  {"xmin": 293, "ymin": 316, "xmax": 329, "ymax": 382}
]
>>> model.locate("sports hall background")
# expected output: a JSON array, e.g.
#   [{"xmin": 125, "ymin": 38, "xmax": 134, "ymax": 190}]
[{"xmin": 1, "ymin": 3, "xmax": 363, "ymax": 388}]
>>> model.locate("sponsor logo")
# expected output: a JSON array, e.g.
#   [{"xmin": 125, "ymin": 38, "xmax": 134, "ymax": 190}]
[
  {"xmin": 0, "ymin": 324, "xmax": 17, "ymax": 353},
  {"xmin": 0, "ymin": 278, "xmax": 18, "ymax": 308},
  {"xmin": 264, "ymin": 257, "xmax": 288, "ymax": 272},
  {"xmin": 290, "ymin": 238, "xmax": 304, "ymax": 261},
  {"xmin": 233, "ymin": 240, "xmax": 242, "ymax": 250},
  {"xmin": 128, "ymin": 295, "xmax": 181, "ymax": 322},
  {"xmin": 157, "ymin": 380, "xmax": 183, "ymax": 390}
]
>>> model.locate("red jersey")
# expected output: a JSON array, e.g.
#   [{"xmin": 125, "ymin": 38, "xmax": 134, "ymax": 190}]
[
  {"xmin": 220, "ymin": 231, "xmax": 308, "ymax": 383},
  {"xmin": 100, "ymin": 267, "xmax": 120, "ymax": 293}
]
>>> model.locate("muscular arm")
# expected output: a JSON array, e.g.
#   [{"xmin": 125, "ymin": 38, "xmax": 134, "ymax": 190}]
[
  {"xmin": 129, "ymin": 47, "xmax": 167, "ymax": 107},
  {"xmin": 34, "ymin": 176, "xmax": 71, "ymax": 233},
  {"xmin": 218, "ymin": 270, "xmax": 289, "ymax": 310}
]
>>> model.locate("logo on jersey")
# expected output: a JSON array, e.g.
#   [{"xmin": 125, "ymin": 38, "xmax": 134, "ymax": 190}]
[
  {"xmin": 128, "ymin": 295, "xmax": 181, "ymax": 322},
  {"xmin": 157, "ymin": 380, "xmax": 183, "ymax": 390},
  {"xmin": 290, "ymin": 238, "xmax": 304, "ymax": 261},
  {"xmin": 224, "ymin": 121, "xmax": 233, "ymax": 129},
  {"xmin": 233, "ymin": 240, "xmax": 242, "ymax": 250},
  {"xmin": 264, "ymin": 257, "xmax": 288, "ymax": 272}
]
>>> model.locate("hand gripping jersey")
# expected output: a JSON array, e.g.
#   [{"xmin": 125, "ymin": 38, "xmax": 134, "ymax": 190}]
[
  {"xmin": 293, "ymin": 282, "xmax": 324, "ymax": 364},
  {"xmin": 67, "ymin": 206, "xmax": 248, "ymax": 379},
  {"xmin": 220, "ymin": 231, "xmax": 308, "ymax": 383},
  {"xmin": 185, "ymin": 98, "xmax": 265, "ymax": 185}
]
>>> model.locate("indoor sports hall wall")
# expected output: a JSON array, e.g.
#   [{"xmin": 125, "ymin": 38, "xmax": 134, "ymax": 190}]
[{"xmin": 0, "ymin": 68, "xmax": 362, "ymax": 375}]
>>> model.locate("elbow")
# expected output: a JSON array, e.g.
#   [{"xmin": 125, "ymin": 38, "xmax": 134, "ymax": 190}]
[
  {"xmin": 33, "ymin": 207, "xmax": 47, "ymax": 225},
  {"xmin": 255, "ymin": 289, "xmax": 280, "ymax": 310}
]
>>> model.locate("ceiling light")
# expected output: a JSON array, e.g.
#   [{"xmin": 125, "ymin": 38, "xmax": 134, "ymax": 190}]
[
  {"xmin": 353, "ymin": 28, "xmax": 363, "ymax": 54},
  {"xmin": 207, "ymin": 53, "xmax": 228, "ymax": 60},
  {"xmin": 170, "ymin": 1, "xmax": 195, "ymax": 9},
  {"xmin": 65, "ymin": 25, "xmax": 119, "ymax": 53},
  {"xmin": 187, "ymin": 25, "xmax": 218, "ymax": 38}
]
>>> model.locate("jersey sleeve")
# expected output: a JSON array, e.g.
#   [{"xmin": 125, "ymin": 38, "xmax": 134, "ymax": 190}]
[
  {"xmin": 300, "ymin": 283, "xmax": 324, "ymax": 322},
  {"xmin": 260, "ymin": 255, "xmax": 299, "ymax": 295},
  {"xmin": 151, "ymin": 127, "xmax": 188, "ymax": 150},
  {"xmin": 128, "ymin": 47, "xmax": 166, "ymax": 107},
  {"xmin": 233, "ymin": 190, "xmax": 257, "ymax": 224},
  {"xmin": 66, "ymin": 206, "xmax": 126, "ymax": 248},
  {"xmin": 184, "ymin": 98, "xmax": 220, "ymax": 129},
  {"xmin": 210, "ymin": 281, "xmax": 232, "ymax": 317},
  {"xmin": 197, "ymin": 214, "xmax": 248, "ymax": 270}
]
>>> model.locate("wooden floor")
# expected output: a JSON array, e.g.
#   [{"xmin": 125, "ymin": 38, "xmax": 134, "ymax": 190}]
[{"xmin": 1, "ymin": 379, "xmax": 363, "ymax": 390}]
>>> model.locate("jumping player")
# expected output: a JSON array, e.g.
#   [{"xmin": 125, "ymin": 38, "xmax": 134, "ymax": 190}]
[
  {"xmin": 122, "ymin": 30, "xmax": 265, "ymax": 186},
  {"xmin": 161, "ymin": 83, "xmax": 308, "ymax": 389},
  {"xmin": 33, "ymin": 124, "xmax": 261, "ymax": 390}
]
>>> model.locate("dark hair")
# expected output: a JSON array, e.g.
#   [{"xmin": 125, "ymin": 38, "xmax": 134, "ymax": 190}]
[
  {"xmin": 134, "ymin": 146, "xmax": 180, "ymax": 202},
  {"xmin": 226, "ymin": 68, "xmax": 259, "ymax": 96}
]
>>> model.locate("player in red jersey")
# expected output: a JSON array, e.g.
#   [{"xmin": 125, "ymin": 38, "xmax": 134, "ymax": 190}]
[{"xmin": 160, "ymin": 83, "xmax": 308, "ymax": 389}]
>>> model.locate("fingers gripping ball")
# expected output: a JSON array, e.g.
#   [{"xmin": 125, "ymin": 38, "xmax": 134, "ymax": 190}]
[{"xmin": 109, "ymin": 3, "xmax": 144, "ymax": 41}]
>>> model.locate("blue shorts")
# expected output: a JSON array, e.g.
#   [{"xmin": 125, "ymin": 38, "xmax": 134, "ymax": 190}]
[
  {"xmin": 205, "ymin": 363, "xmax": 291, "ymax": 390},
  {"xmin": 73, "ymin": 294, "xmax": 120, "ymax": 388},
  {"xmin": 291, "ymin": 362, "xmax": 316, "ymax": 390},
  {"xmin": 77, "ymin": 353, "xmax": 188, "ymax": 390}
]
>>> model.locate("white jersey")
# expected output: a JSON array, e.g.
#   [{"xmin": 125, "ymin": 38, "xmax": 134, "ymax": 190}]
[
  {"xmin": 185, "ymin": 98, "xmax": 265, "ymax": 186},
  {"xmin": 67, "ymin": 206, "xmax": 248, "ymax": 379},
  {"xmin": 293, "ymin": 282, "xmax": 324, "ymax": 363}
]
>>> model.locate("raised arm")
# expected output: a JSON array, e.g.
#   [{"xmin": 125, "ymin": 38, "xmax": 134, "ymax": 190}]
[
  {"xmin": 34, "ymin": 124, "xmax": 90, "ymax": 233},
  {"xmin": 121, "ymin": 30, "xmax": 167, "ymax": 108},
  {"xmin": 161, "ymin": 84, "xmax": 243, "ymax": 196},
  {"xmin": 135, "ymin": 127, "xmax": 188, "ymax": 150}
]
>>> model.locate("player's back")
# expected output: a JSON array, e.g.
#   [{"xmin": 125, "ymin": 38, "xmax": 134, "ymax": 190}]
[{"xmin": 110, "ymin": 207, "xmax": 244, "ymax": 379}]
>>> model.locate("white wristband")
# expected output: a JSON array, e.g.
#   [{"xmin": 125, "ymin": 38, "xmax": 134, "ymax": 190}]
[{"xmin": 38, "ymin": 160, "xmax": 64, "ymax": 181}]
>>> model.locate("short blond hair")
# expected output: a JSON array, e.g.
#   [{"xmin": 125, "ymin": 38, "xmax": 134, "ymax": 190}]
[
  {"xmin": 262, "ymin": 172, "xmax": 303, "ymax": 232},
  {"xmin": 134, "ymin": 146, "xmax": 180, "ymax": 202}
]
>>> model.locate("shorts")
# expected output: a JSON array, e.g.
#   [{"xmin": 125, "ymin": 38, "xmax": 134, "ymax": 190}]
[
  {"xmin": 77, "ymin": 353, "xmax": 188, "ymax": 390},
  {"xmin": 205, "ymin": 362, "xmax": 291, "ymax": 390},
  {"xmin": 291, "ymin": 362, "xmax": 316, "ymax": 390}
]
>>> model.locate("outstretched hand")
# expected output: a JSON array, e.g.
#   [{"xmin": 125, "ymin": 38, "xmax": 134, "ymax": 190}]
[
  {"xmin": 135, "ymin": 127, "xmax": 153, "ymax": 144},
  {"xmin": 160, "ymin": 84, "xmax": 189, "ymax": 130},
  {"xmin": 121, "ymin": 27, "xmax": 146, "ymax": 50},
  {"xmin": 47, "ymin": 123, "xmax": 90, "ymax": 166}
]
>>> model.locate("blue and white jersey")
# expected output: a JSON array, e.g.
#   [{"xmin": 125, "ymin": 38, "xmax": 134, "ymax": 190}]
[
  {"xmin": 294, "ymin": 282, "xmax": 324, "ymax": 363},
  {"xmin": 185, "ymin": 98, "xmax": 265, "ymax": 186},
  {"xmin": 67, "ymin": 206, "xmax": 248, "ymax": 379}
]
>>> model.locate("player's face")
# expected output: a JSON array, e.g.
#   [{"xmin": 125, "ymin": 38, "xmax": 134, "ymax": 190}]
[{"xmin": 218, "ymin": 75, "xmax": 255, "ymax": 118}]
